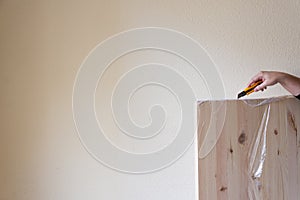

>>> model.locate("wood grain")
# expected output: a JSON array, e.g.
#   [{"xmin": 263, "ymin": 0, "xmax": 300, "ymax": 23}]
[{"xmin": 198, "ymin": 97, "xmax": 300, "ymax": 200}]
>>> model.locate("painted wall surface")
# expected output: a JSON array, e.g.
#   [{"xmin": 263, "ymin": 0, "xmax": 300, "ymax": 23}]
[{"xmin": 0, "ymin": 1, "xmax": 299, "ymax": 200}]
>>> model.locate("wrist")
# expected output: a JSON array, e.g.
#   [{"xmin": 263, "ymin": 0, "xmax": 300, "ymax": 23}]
[{"xmin": 276, "ymin": 72, "xmax": 288, "ymax": 83}]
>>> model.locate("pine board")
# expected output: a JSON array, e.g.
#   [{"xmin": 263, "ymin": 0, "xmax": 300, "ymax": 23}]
[{"xmin": 197, "ymin": 97, "xmax": 300, "ymax": 200}]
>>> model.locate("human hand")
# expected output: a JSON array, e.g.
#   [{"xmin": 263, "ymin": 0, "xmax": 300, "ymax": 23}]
[{"xmin": 248, "ymin": 71, "xmax": 284, "ymax": 92}]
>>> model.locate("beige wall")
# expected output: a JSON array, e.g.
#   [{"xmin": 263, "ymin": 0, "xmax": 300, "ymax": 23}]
[{"xmin": 0, "ymin": 0, "xmax": 299, "ymax": 200}]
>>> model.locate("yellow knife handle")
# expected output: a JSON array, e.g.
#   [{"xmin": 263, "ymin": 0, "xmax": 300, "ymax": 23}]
[{"xmin": 244, "ymin": 80, "xmax": 263, "ymax": 94}]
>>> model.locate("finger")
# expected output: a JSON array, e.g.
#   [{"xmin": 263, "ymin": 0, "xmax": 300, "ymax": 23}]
[
  {"xmin": 261, "ymin": 87, "xmax": 267, "ymax": 92},
  {"xmin": 247, "ymin": 73, "xmax": 263, "ymax": 87},
  {"xmin": 254, "ymin": 81, "xmax": 268, "ymax": 92}
]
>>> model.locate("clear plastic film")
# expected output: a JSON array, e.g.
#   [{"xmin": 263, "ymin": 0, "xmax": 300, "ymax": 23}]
[
  {"xmin": 247, "ymin": 105, "xmax": 269, "ymax": 200},
  {"xmin": 197, "ymin": 96, "xmax": 300, "ymax": 200}
]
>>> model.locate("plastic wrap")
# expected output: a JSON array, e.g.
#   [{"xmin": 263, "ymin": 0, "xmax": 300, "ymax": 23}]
[{"xmin": 197, "ymin": 96, "xmax": 300, "ymax": 200}]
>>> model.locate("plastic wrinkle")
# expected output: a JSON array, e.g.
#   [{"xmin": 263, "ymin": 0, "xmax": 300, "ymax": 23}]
[
  {"xmin": 242, "ymin": 95, "xmax": 290, "ymax": 107},
  {"xmin": 248, "ymin": 105, "xmax": 270, "ymax": 199}
]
